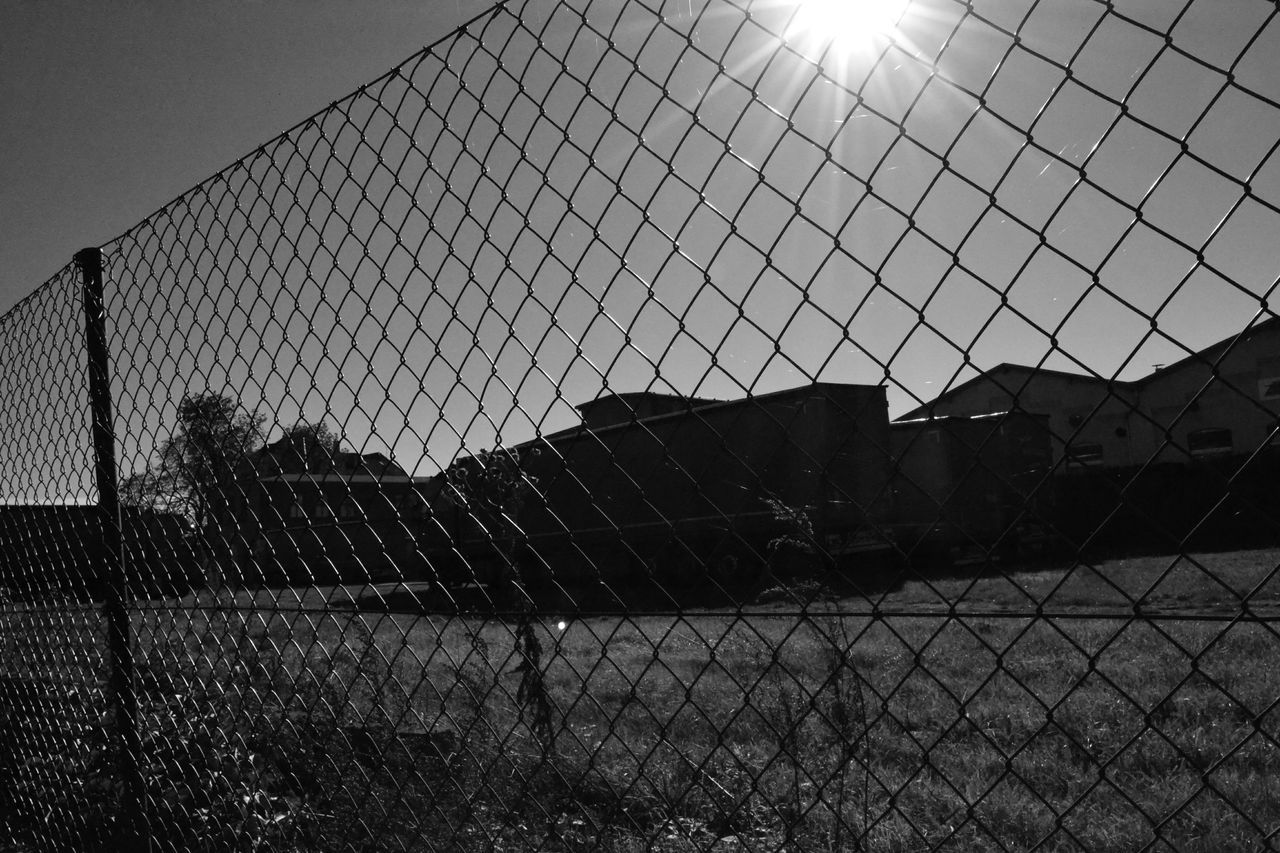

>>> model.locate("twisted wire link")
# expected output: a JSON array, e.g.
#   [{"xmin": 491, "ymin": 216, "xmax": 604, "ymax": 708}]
[{"xmin": 3, "ymin": 0, "xmax": 1280, "ymax": 850}]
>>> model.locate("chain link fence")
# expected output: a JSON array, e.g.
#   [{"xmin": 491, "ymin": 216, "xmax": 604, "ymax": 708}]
[{"xmin": 4, "ymin": 0, "xmax": 1280, "ymax": 849}]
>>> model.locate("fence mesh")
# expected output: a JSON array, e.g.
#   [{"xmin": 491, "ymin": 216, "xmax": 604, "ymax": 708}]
[{"xmin": 4, "ymin": 0, "xmax": 1280, "ymax": 849}]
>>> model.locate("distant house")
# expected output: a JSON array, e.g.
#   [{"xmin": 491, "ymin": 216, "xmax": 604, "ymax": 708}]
[
  {"xmin": 898, "ymin": 315, "xmax": 1280, "ymax": 469},
  {"xmin": 1135, "ymin": 317, "xmax": 1280, "ymax": 464},
  {"xmin": 238, "ymin": 434, "xmax": 429, "ymax": 586}
]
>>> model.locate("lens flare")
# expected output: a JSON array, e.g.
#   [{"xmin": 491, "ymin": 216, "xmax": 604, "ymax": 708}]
[{"xmin": 787, "ymin": 0, "xmax": 909, "ymax": 52}]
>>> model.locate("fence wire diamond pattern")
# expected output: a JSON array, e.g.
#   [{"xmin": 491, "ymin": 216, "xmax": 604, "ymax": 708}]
[{"xmin": 4, "ymin": 0, "xmax": 1280, "ymax": 850}]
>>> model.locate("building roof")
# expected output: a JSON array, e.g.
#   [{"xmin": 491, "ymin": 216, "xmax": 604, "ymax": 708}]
[
  {"xmin": 893, "ymin": 409, "xmax": 1050, "ymax": 427},
  {"xmin": 256, "ymin": 473, "xmax": 417, "ymax": 485},
  {"xmin": 896, "ymin": 313, "xmax": 1280, "ymax": 421},
  {"xmin": 897, "ymin": 362, "xmax": 1130, "ymax": 420},
  {"xmin": 252, "ymin": 434, "xmax": 410, "ymax": 481},
  {"xmin": 544, "ymin": 381, "xmax": 886, "ymax": 442},
  {"xmin": 574, "ymin": 390, "xmax": 721, "ymax": 429},
  {"xmin": 1139, "ymin": 312, "xmax": 1280, "ymax": 385},
  {"xmin": 573, "ymin": 390, "xmax": 718, "ymax": 413}
]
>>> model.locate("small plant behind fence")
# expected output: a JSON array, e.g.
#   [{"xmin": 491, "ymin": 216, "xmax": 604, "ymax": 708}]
[{"xmin": 4, "ymin": 0, "xmax": 1280, "ymax": 849}]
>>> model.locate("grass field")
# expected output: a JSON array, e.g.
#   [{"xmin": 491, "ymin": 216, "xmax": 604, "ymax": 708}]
[{"xmin": 5, "ymin": 549, "xmax": 1280, "ymax": 851}]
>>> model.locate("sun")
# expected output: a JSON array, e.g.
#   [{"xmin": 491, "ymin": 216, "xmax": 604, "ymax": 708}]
[{"xmin": 786, "ymin": 0, "xmax": 909, "ymax": 52}]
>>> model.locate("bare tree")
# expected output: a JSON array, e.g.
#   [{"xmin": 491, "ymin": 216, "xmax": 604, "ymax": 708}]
[
  {"xmin": 124, "ymin": 392, "xmax": 265, "ymax": 576},
  {"xmin": 161, "ymin": 393, "xmax": 266, "ymax": 533},
  {"xmin": 443, "ymin": 446, "xmax": 535, "ymax": 587},
  {"xmin": 272, "ymin": 420, "xmax": 345, "ymax": 471}
]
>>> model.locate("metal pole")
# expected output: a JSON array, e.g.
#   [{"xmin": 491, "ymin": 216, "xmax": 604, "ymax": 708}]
[{"xmin": 75, "ymin": 247, "xmax": 146, "ymax": 850}]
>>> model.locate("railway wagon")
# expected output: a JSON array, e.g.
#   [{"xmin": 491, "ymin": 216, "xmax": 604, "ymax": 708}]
[
  {"xmin": 888, "ymin": 410, "xmax": 1054, "ymax": 567},
  {"xmin": 0, "ymin": 505, "xmax": 200, "ymax": 602},
  {"xmin": 432, "ymin": 383, "xmax": 899, "ymax": 602}
]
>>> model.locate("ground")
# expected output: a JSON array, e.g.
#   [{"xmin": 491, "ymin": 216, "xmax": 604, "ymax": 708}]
[{"xmin": 4, "ymin": 549, "xmax": 1280, "ymax": 850}]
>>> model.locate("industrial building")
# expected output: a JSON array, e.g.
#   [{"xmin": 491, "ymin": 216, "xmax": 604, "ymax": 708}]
[
  {"xmin": 423, "ymin": 383, "xmax": 1062, "ymax": 599},
  {"xmin": 889, "ymin": 410, "xmax": 1053, "ymax": 562},
  {"xmin": 235, "ymin": 313, "xmax": 1280, "ymax": 595},
  {"xmin": 898, "ymin": 315, "xmax": 1280, "ymax": 469},
  {"xmin": 238, "ymin": 433, "xmax": 430, "ymax": 586},
  {"xmin": 424, "ymin": 383, "xmax": 900, "ymax": 599}
]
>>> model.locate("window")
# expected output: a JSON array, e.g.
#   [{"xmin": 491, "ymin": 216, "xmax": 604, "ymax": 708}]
[
  {"xmin": 339, "ymin": 498, "xmax": 362, "ymax": 520},
  {"xmin": 1188, "ymin": 427, "xmax": 1232, "ymax": 457},
  {"xmin": 287, "ymin": 502, "xmax": 307, "ymax": 520},
  {"xmin": 1065, "ymin": 443, "xmax": 1103, "ymax": 466}
]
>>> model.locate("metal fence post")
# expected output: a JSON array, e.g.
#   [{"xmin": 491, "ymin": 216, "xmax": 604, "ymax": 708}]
[{"xmin": 75, "ymin": 247, "xmax": 146, "ymax": 850}]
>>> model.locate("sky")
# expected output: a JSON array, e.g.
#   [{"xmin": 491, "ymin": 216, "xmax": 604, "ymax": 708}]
[
  {"xmin": 2, "ymin": 0, "xmax": 1280, "ymax": 495},
  {"xmin": 0, "ymin": 0, "xmax": 500, "ymax": 306}
]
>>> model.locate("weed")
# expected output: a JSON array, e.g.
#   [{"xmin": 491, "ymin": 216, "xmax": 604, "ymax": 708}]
[
  {"xmin": 2, "ymin": 637, "xmax": 321, "ymax": 852},
  {"xmin": 512, "ymin": 617, "xmax": 555, "ymax": 749}
]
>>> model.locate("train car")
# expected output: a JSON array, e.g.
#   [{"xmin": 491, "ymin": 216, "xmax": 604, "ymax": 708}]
[
  {"xmin": 888, "ymin": 410, "xmax": 1054, "ymax": 568},
  {"xmin": 0, "ymin": 505, "xmax": 201, "ymax": 603},
  {"xmin": 426, "ymin": 383, "xmax": 899, "ymax": 604}
]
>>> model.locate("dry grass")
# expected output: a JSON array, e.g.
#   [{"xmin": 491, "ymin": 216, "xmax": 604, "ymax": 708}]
[
  {"xmin": 878, "ymin": 548, "xmax": 1280, "ymax": 614},
  {"xmin": 6, "ymin": 549, "xmax": 1280, "ymax": 850}
]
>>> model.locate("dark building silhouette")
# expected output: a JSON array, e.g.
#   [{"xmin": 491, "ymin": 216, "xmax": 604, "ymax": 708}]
[
  {"xmin": 237, "ymin": 434, "xmax": 430, "ymax": 586},
  {"xmin": 575, "ymin": 391, "xmax": 718, "ymax": 430},
  {"xmin": 900, "ymin": 316, "xmax": 1280, "ymax": 553},
  {"xmin": 889, "ymin": 411, "xmax": 1054, "ymax": 564},
  {"xmin": 423, "ymin": 383, "xmax": 904, "ymax": 600}
]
